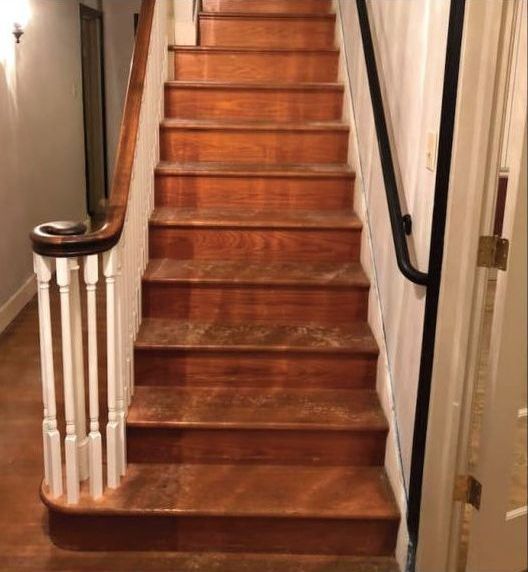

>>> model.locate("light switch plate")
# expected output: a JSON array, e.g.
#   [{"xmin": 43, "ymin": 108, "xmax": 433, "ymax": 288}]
[{"xmin": 426, "ymin": 131, "xmax": 438, "ymax": 172}]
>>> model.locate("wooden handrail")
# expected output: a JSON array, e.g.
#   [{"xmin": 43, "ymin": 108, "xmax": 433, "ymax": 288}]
[{"xmin": 31, "ymin": 0, "xmax": 156, "ymax": 258}]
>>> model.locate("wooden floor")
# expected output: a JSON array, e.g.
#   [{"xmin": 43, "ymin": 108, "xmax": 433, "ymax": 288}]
[{"xmin": 0, "ymin": 295, "xmax": 399, "ymax": 572}]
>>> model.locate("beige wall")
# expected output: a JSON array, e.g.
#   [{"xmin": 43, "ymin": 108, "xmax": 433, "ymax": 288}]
[
  {"xmin": 103, "ymin": 0, "xmax": 141, "ymax": 174},
  {"xmin": 338, "ymin": 0, "xmax": 450, "ymax": 489},
  {"xmin": 0, "ymin": 0, "xmax": 140, "ymax": 319},
  {"xmin": 0, "ymin": 1, "xmax": 89, "ymax": 311}
]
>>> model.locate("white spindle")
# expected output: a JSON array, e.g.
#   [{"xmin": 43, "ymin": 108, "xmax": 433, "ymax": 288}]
[
  {"xmin": 56, "ymin": 258, "xmax": 80, "ymax": 504},
  {"xmin": 34, "ymin": 254, "xmax": 63, "ymax": 498},
  {"xmin": 69, "ymin": 258, "xmax": 89, "ymax": 482},
  {"xmin": 84, "ymin": 255, "xmax": 103, "ymax": 499},
  {"xmin": 116, "ymin": 246, "xmax": 127, "ymax": 476},
  {"xmin": 104, "ymin": 248, "xmax": 121, "ymax": 488}
]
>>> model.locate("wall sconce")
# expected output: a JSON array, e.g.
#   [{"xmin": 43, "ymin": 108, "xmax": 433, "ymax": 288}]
[{"xmin": 13, "ymin": 23, "xmax": 24, "ymax": 44}]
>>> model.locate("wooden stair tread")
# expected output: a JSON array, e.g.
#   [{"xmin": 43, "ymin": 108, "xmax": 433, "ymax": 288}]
[
  {"xmin": 161, "ymin": 118, "xmax": 349, "ymax": 131},
  {"xmin": 44, "ymin": 463, "xmax": 398, "ymax": 520},
  {"xmin": 135, "ymin": 319, "xmax": 378, "ymax": 355},
  {"xmin": 144, "ymin": 259, "xmax": 369, "ymax": 288},
  {"xmin": 199, "ymin": 11, "xmax": 336, "ymax": 20},
  {"xmin": 127, "ymin": 386, "xmax": 387, "ymax": 431},
  {"xmin": 156, "ymin": 161, "xmax": 354, "ymax": 177},
  {"xmin": 170, "ymin": 45, "xmax": 340, "ymax": 54},
  {"xmin": 165, "ymin": 80, "xmax": 344, "ymax": 91},
  {"xmin": 150, "ymin": 207, "xmax": 361, "ymax": 229}
]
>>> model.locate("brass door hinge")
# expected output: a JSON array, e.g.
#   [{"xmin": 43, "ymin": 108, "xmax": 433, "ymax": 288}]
[
  {"xmin": 454, "ymin": 475, "xmax": 482, "ymax": 509},
  {"xmin": 477, "ymin": 236, "xmax": 509, "ymax": 271}
]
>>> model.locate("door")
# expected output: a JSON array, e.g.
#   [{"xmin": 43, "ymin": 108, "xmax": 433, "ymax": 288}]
[
  {"xmin": 80, "ymin": 4, "xmax": 108, "ymax": 216},
  {"xmin": 466, "ymin": 5, "xmax": 527, "ymax": 568}
]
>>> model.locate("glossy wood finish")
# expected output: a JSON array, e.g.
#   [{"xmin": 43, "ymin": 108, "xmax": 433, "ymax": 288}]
[
  {"xmin": 44, "ymin": 464, "xmax": 398, "ymax": 555},
  {"xmin": 1, "ymin": 298, "xmax": 400, "ymax": 571},
  {"xmin": 160, "ymin": 120, "xmax": 349, "ymax": 164},
  {"xmin": 31, "ymin": 0, "xmax": 156, "ymax": 257},
  {"xmin": 171, "ymin": 47, "xmax": 340, "ymax": 83},
  {"xmin": 127, "ymin": 386, "xmax": 387, "ymax": 465},
  {"xmin": 149, "ymin": 208, "xmax": 361, "ymax": 262},
  {"xmin": 164, "ymin": 82, "xmax": 344, "ymax": 122},
  {"xmin": 199, "ymin": 13, "xmax": 336, "ymax": 49},
  {"xmin": 142, "ymin": 259, "xmax": 369, "ymax": 324},
  {"xmin": 155, "ymin": 163, "xmax": 355, "ymax": 210},
  {"xmin": 37, "ymin": 2, "xmax": 400, "ymax": 558},
  {"xmin": 202, "ymin": 0, "xmax": 333, "ymax": 14}
]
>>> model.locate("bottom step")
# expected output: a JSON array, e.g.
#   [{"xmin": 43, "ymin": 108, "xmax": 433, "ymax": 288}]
[{"xmin": 43, "ymin": 463, "xmax": 399, "ymax": 555}]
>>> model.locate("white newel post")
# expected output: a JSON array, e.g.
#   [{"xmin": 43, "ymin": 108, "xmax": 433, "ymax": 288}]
[
  {"xmin": 34, "ymin": 254, "xmax": 63, "ymax": 499},
  {"xmin": 69, "ymin": 258, "xmax": 89, "ymax": 481},
  {"xmin": 84, "ymin": 255, "xmax": 103, "ymax": 499},
  {"xmin": 56, "ymin": 258, "xmax": 80, "ymax": 504},
  {"xmin": 104, "ymin": 247, "xmax": 121, "ymax": 488}
]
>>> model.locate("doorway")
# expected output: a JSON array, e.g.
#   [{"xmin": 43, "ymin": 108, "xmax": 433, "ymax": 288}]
[{"xmin": 80, "ymin": 4, "xmax": 108, "ymax": 217}]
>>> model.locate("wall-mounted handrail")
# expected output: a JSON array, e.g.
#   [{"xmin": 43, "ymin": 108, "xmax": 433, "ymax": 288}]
[
  {"xmin": 30, "ymin": 0, "xmax": 156, "ymax": 258},
  {"xmin": 356, "ymin": 0, "xmax": 429, "ymax": 287}
]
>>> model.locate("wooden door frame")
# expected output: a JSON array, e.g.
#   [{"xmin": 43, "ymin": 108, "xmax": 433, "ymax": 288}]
[
  {"xmin": 79, "ymin": 3, "xmax": 109, "ymax": 215},
  {"xmin": 416, "ymin": 1, "xmax": 521, "ymax": 570}
]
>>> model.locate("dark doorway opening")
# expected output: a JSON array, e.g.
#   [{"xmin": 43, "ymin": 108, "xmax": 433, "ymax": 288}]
[{"xmin": 80, "ymin": 4, "xmax": 108, "ymax": 217}]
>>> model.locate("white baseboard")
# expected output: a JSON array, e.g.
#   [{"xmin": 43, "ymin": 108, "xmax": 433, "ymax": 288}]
[{"xmin": 0, "ymin": 275, "xmax": 36, "ymax": 335}]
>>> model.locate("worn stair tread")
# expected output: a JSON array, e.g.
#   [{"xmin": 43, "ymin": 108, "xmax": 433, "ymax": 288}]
[
  {"xmin": 156, "ymin": 161, "xmax": 354, "ymax": 178},
  {"xmin": 199, "ymin": 12, "xmax": 336, "ymax": 19},
  {"xmin": 127, "ymin": 386, "xmax": 387, "ymax": 431},
  {"xmin": 135, "ymin": 319, "xmax": 378, "ymax": 355},
  {"xmin": 144, "ymin": 259, "xmax": 369, "ymax": 288},
  {"xmin": 165, "ymin": 80, "xmax": 344, "ymax": 91},
  {"xmin": 150, "ymin": 207, "xmax": 361, "ymax": 230},
  {"xmin": 170, "ymin": 45, "xmax": 340, "ymax": 54},
  {"xmin": 44, "ymin": 463, "xmax": 398, "ymax": 520},
  {"xmin": 161, "ymin": 118, "xmax": 349, "ymax": 131}
]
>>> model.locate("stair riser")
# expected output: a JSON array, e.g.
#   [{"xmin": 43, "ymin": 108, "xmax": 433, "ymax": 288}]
[
  {"xmin": 155, "ymin": 174, "xmax": 354, "ymax": 211},
  {"xmin": 172, "ymin": 51, "xmax": 339, "ymax": 83},
  {"xmin": 49, "ymin": 512, "xmax": 398, "ymax": 555},
  {"xmin": 202, "ymin": 0, "xmax": 333, "ymax": 14},
  {"xmin": 134, "ymin": 350, "xmax": 377, "ymax": 389},
  {"xmin": 128, "ymin": 427, "xmax": 387, "ymax": 466},
  {"xmin": 149, "ymin": 227, "xmax": 361, "ymax": 262},
  {"xmin": 160, "ymin": 127, "xmax": 349, "ymax": 164},
  {"xmin": 143, "ymin": 283, "xmax": 368, "ymax": 325},
  {"xmin": 199, "ymin": 16, "xmax": 336, "ymax": 49},
  {"xmin": 165, "ymin": 86, "xmax": 343, "ymax": 122}
]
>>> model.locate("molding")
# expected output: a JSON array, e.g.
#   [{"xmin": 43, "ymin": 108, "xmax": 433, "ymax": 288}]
[
  {"xmin": 0, "ymin": 275, "xmax": 36, "ymax": 335},
  {"xmin": 335, "ymin": 3, "xmax": 408, "ymax": 570}
]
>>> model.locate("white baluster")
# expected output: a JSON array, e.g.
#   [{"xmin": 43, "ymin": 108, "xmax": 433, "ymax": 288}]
[
  {"xmin": 84, "ymin": 255, "xmax": 103, "ymax": 499},
  {"xmin": 69, "ymin": 258, "xmax": 89, "ymax": 481},
  {"xmin": 56, "ymin": 258, "xmax": 80, "ymax": 504},
  {"xmin": 104, "ymin": 248, "xmax": 121, "ymax": 488},
  {"xmin": 34, "ymin": 254, "xmax": 63, "ymax": 499},
  {"xmin": 116, "ymin": 245, "xmax": 127, "ymax": 476}
]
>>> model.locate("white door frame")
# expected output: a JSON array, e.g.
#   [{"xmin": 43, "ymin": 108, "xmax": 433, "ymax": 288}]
[{"xmin": 416, "ymin": 1, "xmax": 522, "ymax": 570}]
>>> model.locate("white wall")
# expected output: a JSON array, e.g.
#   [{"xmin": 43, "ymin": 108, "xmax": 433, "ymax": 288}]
[
  {"xmin": 103, "ymin": 0, "xmax": 141, "ymax": 174},
  {"xmin": 338, "ymin": 0, "xmax": 450, "ymax": 489},
  {"xmin": 0, "ymin": 1, "xmax": 89, "ymax": 315}
]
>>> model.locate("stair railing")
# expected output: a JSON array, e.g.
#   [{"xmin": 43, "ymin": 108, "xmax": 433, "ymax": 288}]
[
  {"xmin": 355, "ymin": 0, "xmax": 429, "ymax": 287},
  {"xmin": 30, "ymin": 0, "xmax": 167, "ymax": 504}
]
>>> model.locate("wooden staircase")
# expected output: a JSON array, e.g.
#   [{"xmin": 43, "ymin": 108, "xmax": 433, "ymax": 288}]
[{"xmin": 43, "ymin": 0, "xmax": 400, "ymax": 563}]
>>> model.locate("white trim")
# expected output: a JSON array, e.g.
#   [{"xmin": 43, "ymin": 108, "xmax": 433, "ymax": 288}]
[
  {"xmin": 0, "ymin": 275, "xmax": 37, "ymax": 335},
  {"xmin": 335, "ymin": 4, "xmax": 408, "ymax": 570},
  {"xmin": 417, "ymin": 1, "xmax": 518, "ymax": 570}
]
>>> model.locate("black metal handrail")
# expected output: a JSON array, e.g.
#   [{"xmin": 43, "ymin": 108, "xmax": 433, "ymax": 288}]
[{"xmin": 356, "ymin": 0, "xmax": 429, "ymax": 287}]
